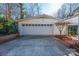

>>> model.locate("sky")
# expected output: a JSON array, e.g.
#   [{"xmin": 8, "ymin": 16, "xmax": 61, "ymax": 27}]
[{"xmin": 41, "ymin": 3, "xmax": 64, "ymax": 16}]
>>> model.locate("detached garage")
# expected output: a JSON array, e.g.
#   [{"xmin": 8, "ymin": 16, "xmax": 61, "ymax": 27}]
[{"xmin": 18, "ymin": 15, "xmax": 60, "ymax": 35}]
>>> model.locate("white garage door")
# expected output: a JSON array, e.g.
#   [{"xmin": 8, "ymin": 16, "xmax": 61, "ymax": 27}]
[{"xmin": 19, "ymin": 24, "xmax": 53, "ymax": 35}]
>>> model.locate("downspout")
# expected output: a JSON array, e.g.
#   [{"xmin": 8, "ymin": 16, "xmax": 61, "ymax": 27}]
[{"xmin": 78, "ymin": 16, "xmax": 79, "ymax": 40}]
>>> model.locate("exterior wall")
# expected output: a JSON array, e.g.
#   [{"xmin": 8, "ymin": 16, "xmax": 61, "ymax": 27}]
[
  {"xmin": 53, "ymin": 24, "xmax": 60, "ymax": 35},
  {"xmin": 18, "ymin": 23, "xmax": 67, "ymax": 35},
  {"xmin": 64, "ymin": 16, "xmax": 78, "ymax": 35},
  {"xmin": 53, "ymin": 24, "xmax": 67, "ymax": 35},
  {"xmin": 67, "ymin": 24, "xmax": 78, "ymax": 35},
  {"xmin": 19, "ymin": 17, "xmax": 79, "ymax": 36},
  {"xmin": 18, "ymin": 23, "xmax": 54, "ymax": 35},
  {"xmin": 18, "ymin": 18, "xmax": 60, "ymax": 35},
  {"xmin": 18, "ymin": 23, "xmax": 23, "ymax": 35},
  {"xmin": 65, "ymin": 16, "xmax": 78, "ymax": 25},
  {"xmin": 62, "ymin": 26, "xmax": 68, "ymax": 35}
]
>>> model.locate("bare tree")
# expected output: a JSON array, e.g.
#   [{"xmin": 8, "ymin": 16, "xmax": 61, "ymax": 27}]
[
  {"xmin": 57, "ymin": 3, "xmax": 79, "ymax": 19},
  {"xmin": 34, "ymin": 3, "xmax": 41, "ymax": 16},
  {"xmin": 1, "ymin": 3, "xmax": 12, "ymax": 20},
  {"xmin": 25, "ymin": 3, "xmax": 41, "ymax": 16},
  {"xmin": 57, "ymin": 4, "xmax": 67, "ymax": 19},
  {"xmin": 55, "ymin": 22, "xmax": 70, "ymax": 35},
  {"xmin": 68, "ymin": 3, "xmax": 73, "ymax": 17},
  {"xmin": 0, "ymin": 3, "xmax": 20, "ymax": 20},
  {"xmin": 62, "ymin": 6, "xmax": 66, "ymax": 18},
  {"xmin": 18, "ymin": 3, "xmax": 24, "ymax": 19},
  {"xmin": 6, "ymin": 3, "xmax": 12, "ymax": 19},
  {"xmin": 0, "ymin": 3, "xmax": 42, "ymax": 19}
]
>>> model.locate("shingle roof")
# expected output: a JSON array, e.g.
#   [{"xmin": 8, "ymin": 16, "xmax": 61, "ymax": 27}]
[{"xmin": 17, "ymin": 14, "xmax": 60, "ymax": 22}]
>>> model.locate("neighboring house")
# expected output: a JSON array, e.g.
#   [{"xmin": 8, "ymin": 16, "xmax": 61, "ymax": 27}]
[{"xmin": 18, "ymin": 15, "xmax": 61, "ymax": 35}]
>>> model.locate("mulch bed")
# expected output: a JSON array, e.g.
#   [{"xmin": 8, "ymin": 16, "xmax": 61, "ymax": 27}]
[
  {"xmin": 54, "ymin": 35, "xmax": 79, "ymax": 53},
  {"xmin": 0, "ymin": 33, "xmax": 19, "ymax": 43}
]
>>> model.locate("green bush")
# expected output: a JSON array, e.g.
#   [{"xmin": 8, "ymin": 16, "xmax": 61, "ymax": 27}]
[
  {"xmin": 68, "ymin": 31, "xmax": 76, "ymax": 36},
  {"xmin": 0, "ymin": 17, "xmax": 18, "ymax": 35},
  {"xmin": 68, "ymin": 25, "xmax": 78, "ymax": 36}
]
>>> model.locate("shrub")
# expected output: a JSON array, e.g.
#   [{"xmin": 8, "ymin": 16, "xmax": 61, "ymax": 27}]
[
  {"xmin": 4, "ymin": 19, "xmax": 18, "ymax": 34},
  {"xmin": 0, "ymin": 17, "xmax": 18, "ymax": 35}
]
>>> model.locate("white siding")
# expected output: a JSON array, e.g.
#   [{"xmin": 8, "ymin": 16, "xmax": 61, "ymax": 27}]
[
  {"xmin": 64, "ymin": 16, "xmax": 78, "ymax": 35},
  {"xmin": 18, "ymin": 18, "xmax": 60, "ymax": 35},
  {"xmin": 65, "ymin": 16, "xmax": 78, "ymax": 25},
  {"xmin": 53, "ymin": 24, "xmax": 67, "ymax": 35},
  {"xmin": 53, "ymin": 24, "xmax": 60, "ymax": 35},
  {"xmin": 18, "ymin": 24, "xmax": 54, "ymax": 35}
]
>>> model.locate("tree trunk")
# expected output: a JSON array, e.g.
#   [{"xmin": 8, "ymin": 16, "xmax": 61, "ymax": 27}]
[
  {"xmin": 60, "ymin": 30, "xmax": 62, "ymax": 35},
  {"xmin": 19, "ymin": 3, "xmax": 24, "ymax": 19},
  {"xmin": 5, "ymin": 3, "xmax": 12, "ymax": 20}
]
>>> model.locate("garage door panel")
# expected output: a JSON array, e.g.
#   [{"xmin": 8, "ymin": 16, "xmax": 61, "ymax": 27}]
[{"xmin": 20, "ymin": 24, "xmax": 53, "ymax": 35}]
